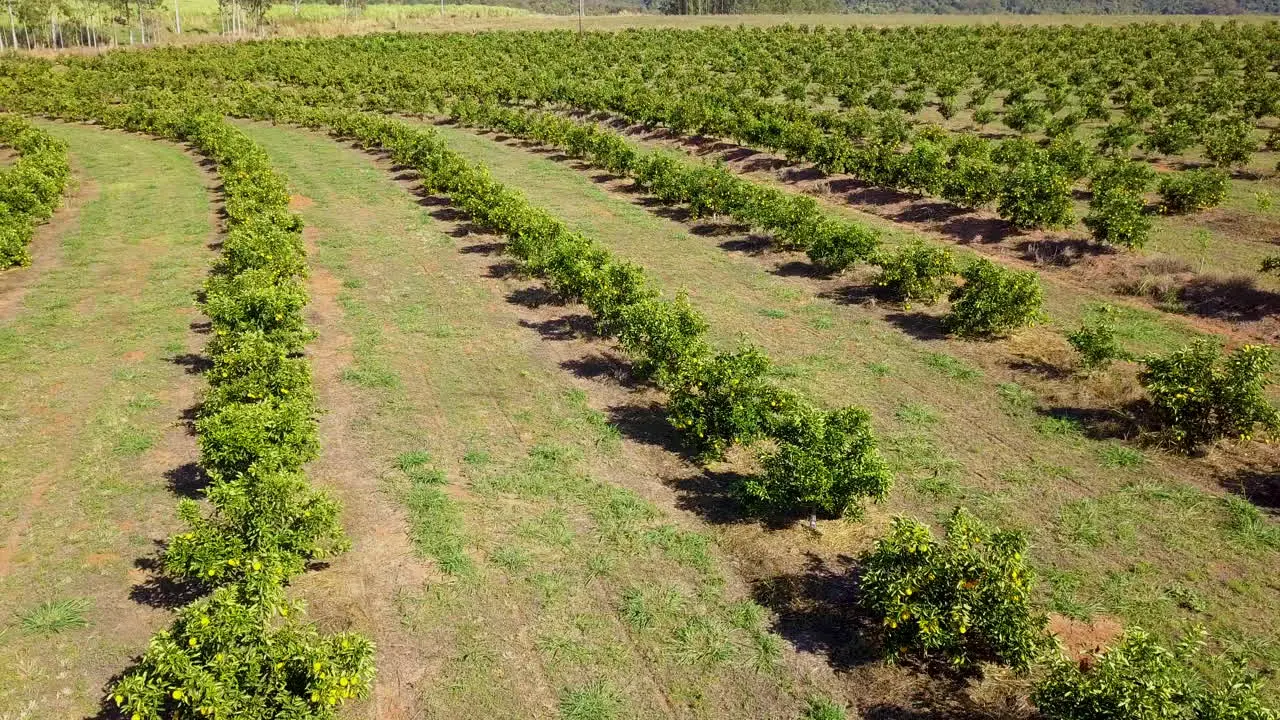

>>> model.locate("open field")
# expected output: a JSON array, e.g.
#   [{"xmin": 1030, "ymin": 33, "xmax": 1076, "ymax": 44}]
[{"xmin": 1, "ymin": 18, "xmax": 1278, "ymax": 720}]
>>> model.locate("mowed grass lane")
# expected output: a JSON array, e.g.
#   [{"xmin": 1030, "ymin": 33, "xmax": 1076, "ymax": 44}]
[
  {"xmin": 239, "ymin": 121, "xmax": 844, "ymax": 719},
  {"xmin": 433, "ymin": 125, "xmax": 1280, "ymax": 689},
  {"xmin": 0, "ymin": 123, "xmax": 214, "ymax": 718}
]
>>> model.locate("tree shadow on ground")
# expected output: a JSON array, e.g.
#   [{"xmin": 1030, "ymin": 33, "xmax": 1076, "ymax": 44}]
[
  {"xmin": 718, "ymin": 235, "xmax": 774, "ymax": 255},
  {"xmin": 750, "ymin": 551, "xmax": 881, "ymax": 671},
  {"xmin": 458, "ymin": 240, "xmax": 504, "ymax": 256},
  {"xmin": 863, "ymin": 693, "xmax": 1034, "ymax": 720},
  {"xmin": 82, "ymin": 670, "xmax": 133, "ymax": 720},
  {"xmin": 1018, "ymin": 237, "xmax": 1114, "ymax": 267},
  {"xmin": 1006, "ymin": 357, "xmax": 1073, "ymax": 381},
  {"xmin": 1177, "ymin": 274, "xmax": 1280, "ymax": 324},
  {"xmin": 517, "ymin": 313, "xmax": 597, "ymax": 342},
  {"xmin": 128, "ymin": 544, "xmax": 204, "ymax": 610},
  {"xmin": 668, "ymin": 467, "xmax": 758, "ymax": 526},
  {"xmin": 939, "ymin": 215, "xmax": 1019, "ymax": 245},
  {"xmin": 1036, "ymin": 404, "xmax": 1143, "ymax": 442},
  {"xmin": 559, "ymin": 352, "xmax": 646, "ymax": 389},
  {"xmin": 1218, "ymin": 464, "xmax": 1280, "ymax": 511},
  {"xmin": 772, "ymin": 260, "xmax": 821, "ymax": 278},
  {"xmin": 505, "ymin": 285, "xmax": 561, "ymax": 309},
  {"xmin": 167, "ymin": 352, "xmax": 212, "ymax": 375},
  {"xmin": 884, "ymin": 311, "xmax": 949, "ymax": 341},
  {"xmin": 747, "ymin": 156, "xmax": 793, "ymax": 174},
  {"xmin": 891, "ymin": 201, "xmax": 971, "ymax": 225},
  {"xmin": 690, "ymin": 220, "xmax": 751, "ymax": 237},
  {"xmin": 819, "ymin": 283, "xmax": 886, "ymax": 307},
  {"xmin": 164, "ymin": 462, "xmax": 209, "ymax": 499}
]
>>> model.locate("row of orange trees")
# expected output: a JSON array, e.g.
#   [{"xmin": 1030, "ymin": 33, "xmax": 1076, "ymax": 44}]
[
  {"xmin": 0, "ymin": 77, "xmax": 373, "ymax": 719},
  {"xmin": 84, "ymin": 27, "xmax": 1257, "ymax": 234},
  {"xmin": 2, "ymin": 47, "xmax": 1276, "ymax": 718},
  {"xmin": 224, "ymin": 94, "xmax": 1280, "ymax": 720},
  {"xmin": 238, "ymin": 96, "xmax": 897, "ymax": 524},
  {"xmin": 0, "ymin": 113, "xmax": 70, "ymax": 268}
]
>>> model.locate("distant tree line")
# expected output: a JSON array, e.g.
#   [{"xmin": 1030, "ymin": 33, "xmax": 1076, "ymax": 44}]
[
  {"xmin": 844, "ymin": 0, "xmax": 1276, "ymax": 13},
  {"xmin": 657, "ymin": 0, "xmax": 839, "ymax": 14}
]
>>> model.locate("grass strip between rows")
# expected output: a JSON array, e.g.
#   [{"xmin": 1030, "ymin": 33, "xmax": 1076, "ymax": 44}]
[
  {"xmin": 0, "ymin": 95, "xmax": 375, "ymax": 718},
  {"xmin": 229, "ymin": 96, "xmax": 895, "ymax": 524}
]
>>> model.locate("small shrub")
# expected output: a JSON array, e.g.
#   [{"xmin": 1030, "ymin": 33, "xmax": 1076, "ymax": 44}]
[
  {"xmin": 1098, "ymin": 120, "xmax": 1142, "ymax": 155},
  {"xmin": 1091, "ymin": 159, "xmax": 1157, "ymax": 195},
  {"xmin": 196, "ymin": 396, "xmax": 319, "ymax": 481},
  {"xmin": 165, "ymin": 468, "xmax": 349, "ymax": 584},
  {"xmin": 1158, "ymin": 170, "xmax": 1230, "ymax": 214},
  {"xmin": 872, "ymin": 241, "xmax": 958, "ymax": 307},
  {"xmin": 1203, "ymin": 115, "xmax": 1257, "ymax": 168},
  {"xmin": 946, "ymin": 259, "xmax": 1046, "ymax": 338},
  {"xmin": 614, "ymin": 292, "xmax": 709, "ymax": 386},
  {"xmin": 941, "ymin": 155, "xmax": 1002, "ymax": 208},
  {"xmin": 1033, "ymin": 626, "xmax": 1279, "ymax": 720},
  {"xmin": 998, "ymin": 160, "xmax": 1074, "ymax": 230},
  {"xmin": 667, "ymin": 345, "xmax": 776, "ymax": 460},
  {"xmin": 1046, "ymin": 135, "xmax": 1095, "ymax": 180},
  {"xmin": 1005, "ymin": 101, "xmax": 1048, "ymax": 133},
  {"xmin": 202, "ymin": 331, "xmax": 314, "ymax": 413},
  {"xmin": 806, "ymin": 219, "xmax": 880, "ymax": 273},
  {"xmin": 203, "ymin": 268, "xmax": 310, "ymax": 352},
  {"xmin": 859, "ymin": 507, "xmax": 1047, "ymax": 670},
  {"xmin": 1067, "ymin": 311, "xmax": 1131, "ymax": 371},
  {"xmin": 1085, "ymin": 188, "xmax": 1151, "ymax": 249},
  {"xmin": 1139, "ymin": 340, "xmax": 1280, "ymax": 451},
  {"xmin": 745, "ymin": 405, "xmax": 893, "ymax": 522},
  {"xmin": 111, "ymin": 583, "xmax": 375, "ymax": 720}
]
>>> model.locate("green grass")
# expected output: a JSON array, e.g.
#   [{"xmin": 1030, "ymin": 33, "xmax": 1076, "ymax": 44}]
[
  {"xmin": 0, "ymin": 122, "xmax": 214, "ymax": 718},
  {"xmin": 559, "ymin": 680, "xmax": 625, "ymax": 720},
  {"xmin": 921, "ymin": 351, "xmax": 982, "ymax": 381},
  {"xmin": 236, "ymin": 121, "xmax": 831, "ymax": 718},
  {"xmin": 803, "ymin": 697, "xmax": 849, "ymax": 720},
  {"xmin": 17, "ymin": 599, "xmax": 90, "ymax": 636},
  {"xmin": 428, "ymin": 122, "xmax": 1280, "ymax": 700}
]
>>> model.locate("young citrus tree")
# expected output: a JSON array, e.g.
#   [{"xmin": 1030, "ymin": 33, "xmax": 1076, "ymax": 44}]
[
  {"xmin": 859, "ymin": 507, "xmax": 1046, "ymax": 671},
  {"xmin": 946, "ymin": 259, "xmax": 1045, "ymax": 338},
  {"xmin": 872, "ymin": 241, "xmax": 958, "ymax": 308},
  {"xmin": 1139, "ymin": 340, "xmax": 1280, "ymax": 452},
  {"xmin": 745, "ymin": 405, "xmax": 892, "ymax": 527},
  {"xmin": 1033, "ymin": 627, "xmax": 1279, "ymax": 720}
]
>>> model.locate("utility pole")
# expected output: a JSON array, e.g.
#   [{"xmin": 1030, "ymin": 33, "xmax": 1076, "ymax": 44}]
[
  {"xmin": 578, "ymin": 0, "xmax": 583, "ymax": 34},
  {"xmin": 175, "ymin": 0, "xmax": 182, "ymax": 35}
]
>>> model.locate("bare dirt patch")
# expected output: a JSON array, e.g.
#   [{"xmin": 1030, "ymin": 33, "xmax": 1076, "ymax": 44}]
[
  {"xmin": 1048, "ymin": 614, "xmax": 1125, "ymax": 662},
  {"xmin": 289, "ymin": 224, "xmax": 440, "ymax": 720}
]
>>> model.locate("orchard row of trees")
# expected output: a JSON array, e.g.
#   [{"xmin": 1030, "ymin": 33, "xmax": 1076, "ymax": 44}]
[
  {"xmin": 71, "ymin": 24, "xmax": 1280, "ymax": 234},
  {"xmin": 0, "ymin": 82, "xmax": 374, "ymax": 720},
  {"xmin": 2, "ymin": 30, "xmax": 1278, "ymax": 718}
]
